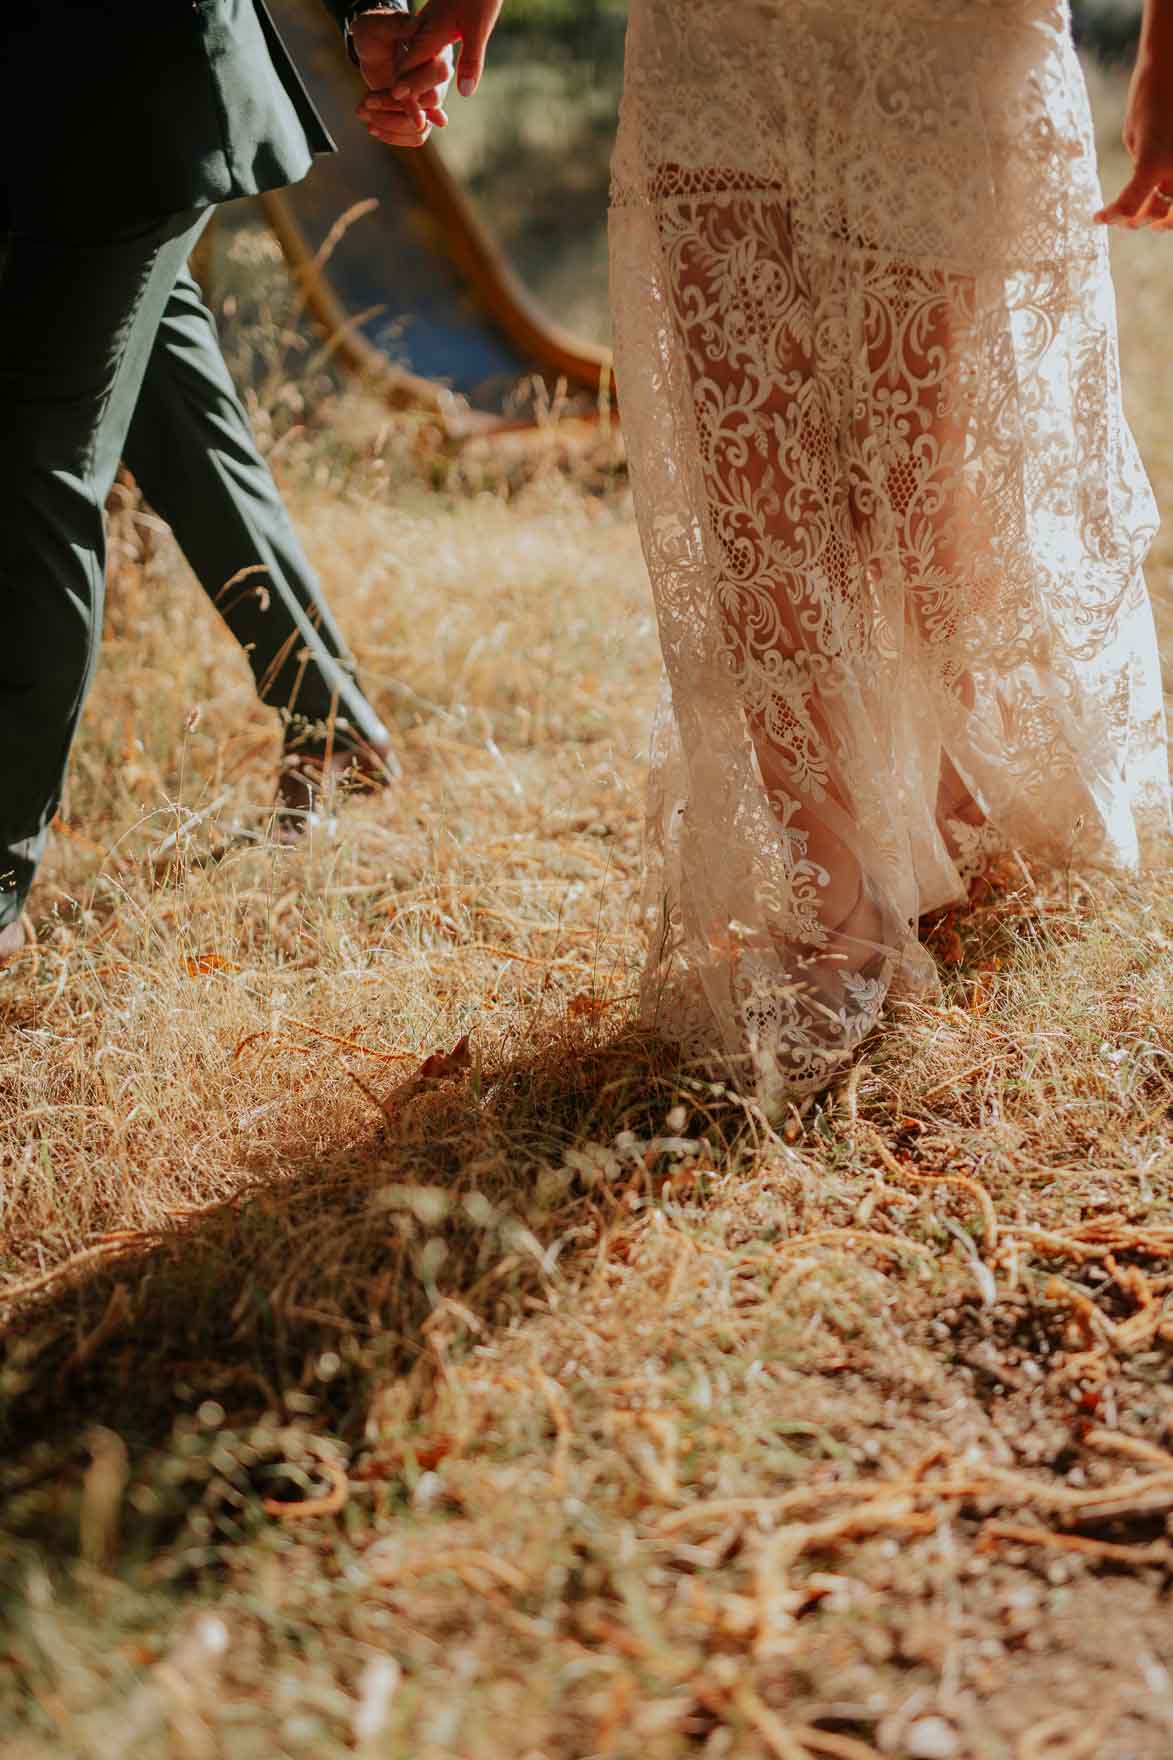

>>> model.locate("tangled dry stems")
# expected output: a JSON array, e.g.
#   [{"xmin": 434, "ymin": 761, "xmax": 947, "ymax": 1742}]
[{"xmin": 1, "ymin": 472, "xmax": 1168, "ymax": 1760}]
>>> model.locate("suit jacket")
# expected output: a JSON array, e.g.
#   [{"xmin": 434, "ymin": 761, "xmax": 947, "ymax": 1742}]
[{"xmin": 0, "ymin": 1, "xmax": 353, "ymax": 231}]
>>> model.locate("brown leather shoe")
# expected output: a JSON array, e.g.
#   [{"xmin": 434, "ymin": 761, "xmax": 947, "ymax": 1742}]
[
  {"xmin": 0, "ymin": 914, "xmax": 32, "ymax": 966},
  {"xmin": 275, "ymin": 730, "xmax": 402, "ymax": 839}
]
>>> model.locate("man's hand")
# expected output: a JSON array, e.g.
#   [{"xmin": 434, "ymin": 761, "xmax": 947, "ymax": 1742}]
[
  {"xmin": 349, "ymin": 9, "xmax": 414, "ymax": 91},
  {"xmin": 350, "ymin": 12, "xmax": 453, "ymax": 147},
  {"xmin": 389, "ymin": 0, "xmax": 504, "ymax": 102}
]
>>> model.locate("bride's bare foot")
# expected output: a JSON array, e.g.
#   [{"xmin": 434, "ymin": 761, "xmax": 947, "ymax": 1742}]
[
  {"xmin": 936, "ymin": 752, "xmax": 1008, "ymax": 888},
  {"xmin": 761, "ymin": 864, "xmax": 904, "ymax": 1053},
  {"xmin": 830, "ymin": 873, "xmax": 899, "ymax": 958},
  {"xmin": 738, "ymin": 866, "xmax": 903, "ymax": 1099}
]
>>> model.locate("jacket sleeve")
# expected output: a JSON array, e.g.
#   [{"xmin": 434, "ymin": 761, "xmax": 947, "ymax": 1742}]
[
  {"xmin": 318, "ymin": 0, "xmax": 415, "ymax": 49},
  {"xmin": 319, "ymin": 0, "xmax": 414, "ymax": 29}
]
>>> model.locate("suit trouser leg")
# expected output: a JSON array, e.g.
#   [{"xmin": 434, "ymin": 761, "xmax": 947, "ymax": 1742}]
[
  {"xmin": 122, "ymin": 267, "xmax": 387, "ymax": 750},
  {"xmin": 0, "ymin": 208, "xmax": 207, "ymax": 929}
]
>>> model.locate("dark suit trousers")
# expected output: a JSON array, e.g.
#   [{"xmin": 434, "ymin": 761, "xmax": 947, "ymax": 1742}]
[{"xmin": 0, "ymin": 209, "xmax": 386, "ymax": 930}]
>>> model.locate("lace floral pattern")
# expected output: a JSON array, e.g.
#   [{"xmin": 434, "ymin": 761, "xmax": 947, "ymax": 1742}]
[{"xmin": 610, "ymin": 0, "xmax": 1169, "ymax": 1097}]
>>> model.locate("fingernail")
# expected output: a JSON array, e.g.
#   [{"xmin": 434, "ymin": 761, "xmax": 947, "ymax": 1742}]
[
  {"xmin": 458, "ymin": 76, "xmax": 475, "ymax": 96},
  {"xmin": 393, "ymin": 83, "xmax": 409, "ymax": 98}
]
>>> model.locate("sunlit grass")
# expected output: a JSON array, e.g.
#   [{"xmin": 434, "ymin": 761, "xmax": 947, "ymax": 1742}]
[{"xmin": 1, "ymin": 64, "xmax": 1170, "ymax": 1760}]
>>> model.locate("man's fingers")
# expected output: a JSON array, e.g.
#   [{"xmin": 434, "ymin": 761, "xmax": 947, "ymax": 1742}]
[
  {"xmin": 359, "ymin": 82, "xmax": 440, "ymax": 112},
  {"xmin": 360, "ymin": 92, "xmax": 450, "ymax": 146},
  {"xmin": 361, "ymin": 85, "xmax": 444, "ymax": 115},
  {"xmin": 366, "ymin": 116, "xmax": 433, "ymax": 147},
  {"xmin": 360, "ymin": 94, "xmax": 444, "ymax": 135},
  {"xmin": 350, "ymin": 10, "xmax": 417, "ymax": 89},
  {"xmin": 366, "ymin": 94, "xmax": 427, "ymax": 128}
]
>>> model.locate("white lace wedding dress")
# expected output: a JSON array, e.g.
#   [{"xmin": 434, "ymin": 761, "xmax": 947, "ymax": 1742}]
[{"xmin": 609, "ymin": 0, "xmax": 1170, "ymax": 1099}]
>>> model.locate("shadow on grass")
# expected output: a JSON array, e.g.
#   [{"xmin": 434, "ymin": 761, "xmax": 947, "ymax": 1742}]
[
  {"xmin": 0, "ymin": 880, "xmax": 1053, "ymax": 1465},
  {"xmin": 0, "ymin": 1024, "xmax": 727, "ymax": 1561},
  {"xmin": 1, "ymin": 876, "xmax": 1091, "ymax": 1573}
]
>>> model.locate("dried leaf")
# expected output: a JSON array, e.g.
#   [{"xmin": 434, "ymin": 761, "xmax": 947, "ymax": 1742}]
[
  {"xmin": 417, "ymin": 1034, "xmax": 472, "ymax": 1082},
  {"xmin": 185, "ymin": 953, "xmax": 240, "ymax": 976},
  {"xmin": 939, "ymin": 929, "xmax": 965, "ymax": 965},
  {"xmin": 568, "ymin": 990, "xmax": 635, "ymax": 1019},
  {"xmin": 51, "ymin": 814, "xmax": 106, "ymax": 855}
]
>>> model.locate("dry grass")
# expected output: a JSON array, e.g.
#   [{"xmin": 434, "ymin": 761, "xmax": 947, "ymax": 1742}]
[{"xmin": 1, "ymin": 73, "xmax": 1171, "ymax": 1760}]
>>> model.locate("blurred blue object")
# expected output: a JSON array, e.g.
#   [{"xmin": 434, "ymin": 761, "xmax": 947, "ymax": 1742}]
[{"xmin": 241, "ymin": 0, "xmax": 609, "ymax": 421}]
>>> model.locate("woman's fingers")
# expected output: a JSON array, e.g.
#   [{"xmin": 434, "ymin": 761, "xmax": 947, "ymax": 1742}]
[
  {"xmin": 1135, "ymin": 163, "xmax": 1173, "ymax": 227},
  {"xmin": 1095, "ymin": 163, "xmax": 1173, "ymax": 228},
  {"xmin": 1094, "ymin": 167, "xmax": 1147, "ymax": 226},
  {"xmin": 361, "ymin": 96, "xmax": 449, "ymax": 147},
  {"xmin": 1131, "ymin": 192, "xmax": 1171, "ymax": 227}
]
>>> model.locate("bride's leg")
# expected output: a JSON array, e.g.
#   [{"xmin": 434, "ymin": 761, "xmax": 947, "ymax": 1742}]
[
  {"xmin": 657, "ymin": 173, "xmax": 996, "ymax": 965},
  {"xmin": 656, "ymin": 174, "xmax": 877, "ymax": 940},
  {"xmin": 849, "ymin": 260, "xmax": 997, "ymax": 857}
]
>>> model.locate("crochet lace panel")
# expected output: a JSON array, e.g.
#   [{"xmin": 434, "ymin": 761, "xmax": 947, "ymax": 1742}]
[{"xmin": 609, "ymin": 0, "xmax": 1169, "ymax": 1097}]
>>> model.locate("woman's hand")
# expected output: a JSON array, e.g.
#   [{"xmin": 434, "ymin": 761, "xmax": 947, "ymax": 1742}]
[
  {"xmin": 389, "ymin": 0, "xmax": 504, "ymax": 100},
  {"xmin": 1096, "ymin": 2, "xmax": 1173, "ymax": 228}
]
